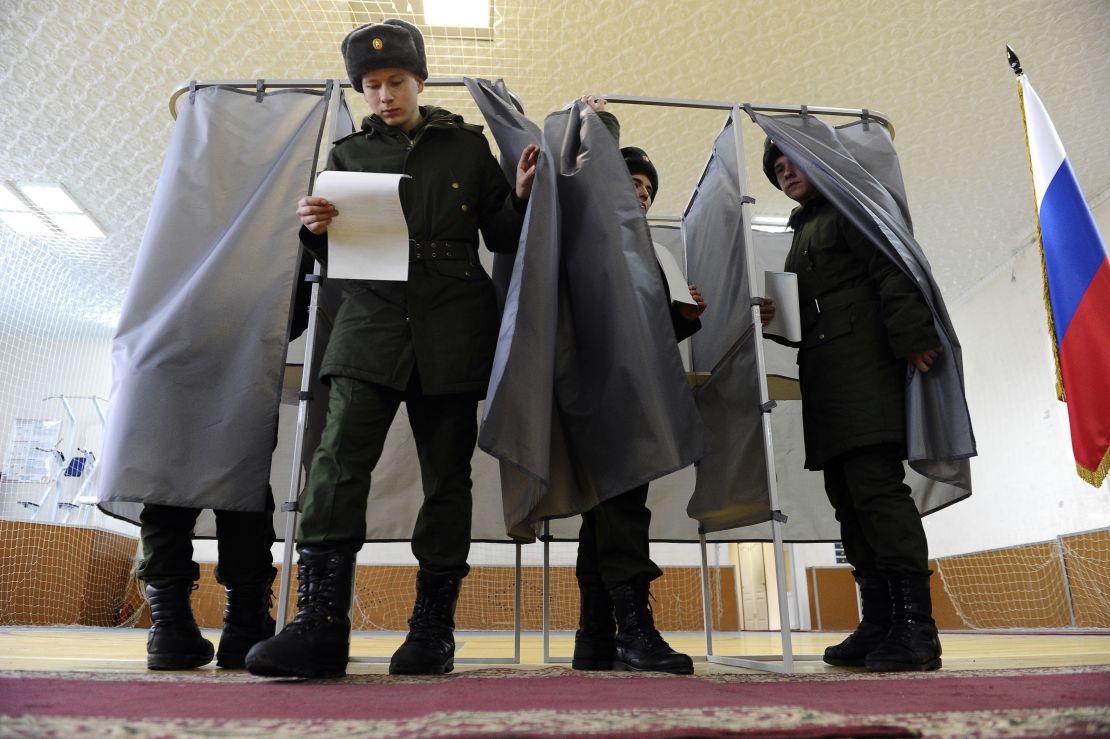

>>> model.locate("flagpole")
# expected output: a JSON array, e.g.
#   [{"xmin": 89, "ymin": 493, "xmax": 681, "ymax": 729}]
[{"xmin": 1009, "ymin": 46, "xmax": 1067, "ymax": 402}]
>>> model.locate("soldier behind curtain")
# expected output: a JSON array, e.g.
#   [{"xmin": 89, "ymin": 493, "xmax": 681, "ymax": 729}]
[
  {"xmin": 570, "ymin": 96, "xmax": 705, "ymax": 675},
  {"xmin": 761, "ymin": 141, "xmax": 944, "ymax": 672}
]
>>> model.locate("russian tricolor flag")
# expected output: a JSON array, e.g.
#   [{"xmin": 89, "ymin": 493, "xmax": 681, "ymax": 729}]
[{"xmin": 1019, "ymin": 75, "xmax": 1110, "ymax": 487}]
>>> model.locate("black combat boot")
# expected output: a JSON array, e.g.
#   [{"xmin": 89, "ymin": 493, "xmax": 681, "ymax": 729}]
[
  {"xmin": 244, "ymin": 547, "xmax": 354, "ymax": 678},
  {"xmin": 823, "ymin": 573, "xmax": 891, "ymax": 667},
  {"xmin": 145, "ymin": 580, "xmax": 214, "ymax": 670},
  {"xmin": 572, "ymin": 581, "xmax": 616, "ymax": 671},
  {"xmin": 865, "ymin": 573, "xmax": 942, "ymax": 672},
  {"xmin": 609, "ymin": 578, "xmax": 693, "ymax": 675},
  {"xmin": 389, "ymin": 568, "xmax": 462, "ymax": 675},
  {"xmin": 216, "ymin": 577, "xmax": 277, "ymax": 668}
]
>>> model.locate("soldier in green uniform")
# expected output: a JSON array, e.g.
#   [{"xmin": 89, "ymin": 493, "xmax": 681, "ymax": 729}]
[
  {"xmin": 246, "ymin": 18, "xmax": 538, "ymax": 679},
  {"xmin": 761, "ymin": 141, "xmax": 944, "ymax": 672},
  {"xmin": 570, "ymin": 97, "xmax": 704, "ymax": 675}
]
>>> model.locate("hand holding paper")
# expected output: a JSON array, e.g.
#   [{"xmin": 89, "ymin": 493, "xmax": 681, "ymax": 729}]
[
  {"xmin": 763, "ymin": 271, "xmax": 801, "ymax": 342},
  {"xmin": 312, "ymin": 171, "xmax": 411, "ymax": 281}
]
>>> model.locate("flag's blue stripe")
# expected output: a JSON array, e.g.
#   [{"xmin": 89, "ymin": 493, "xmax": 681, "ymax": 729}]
[{"xmin": 1040, "ymin": 157, "xmax": 1109, "ymax": 345}]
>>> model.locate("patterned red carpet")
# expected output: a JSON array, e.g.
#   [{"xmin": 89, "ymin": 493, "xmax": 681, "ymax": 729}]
[{"xmin": 2, "ymin": 665, "xmax": 1109, "ymax": 738}]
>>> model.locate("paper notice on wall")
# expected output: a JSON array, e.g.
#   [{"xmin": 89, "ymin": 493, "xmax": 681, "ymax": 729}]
[
  {"xmin": 2, "ymin": 418, "xmax": 61, "ymax": 483},
  {"xmin": 653, "ymin": 242, "xmax": 696, "ymax": 305},
  {"xmin": 313, "ymin": 171, "xmax": 411, "ymax": 281},
  {"xmin": 764, "ymin": 270, "xmax": 801, "ymax": 343}
]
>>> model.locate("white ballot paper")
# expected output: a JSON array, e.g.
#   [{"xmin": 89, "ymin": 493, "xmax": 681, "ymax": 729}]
[
  {"xmin": 313, "ymin": 171, "xmax": 410, "ymax": 281},
  {"xmin": 653, "ymin": 242, "xmax": 696, "ymax": 305},
  {"xmin": 764, "ymin": 270, "xmax": 802, "ymax": 342}
]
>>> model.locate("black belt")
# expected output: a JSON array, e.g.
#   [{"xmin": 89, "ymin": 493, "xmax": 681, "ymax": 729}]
[
  {"xmin": 800, "ymin": 285, "xmax": 877, "ymax": 326},
  {"xmin": 409, "ymin": 240, "xmax": 478, "ymax": 262}
]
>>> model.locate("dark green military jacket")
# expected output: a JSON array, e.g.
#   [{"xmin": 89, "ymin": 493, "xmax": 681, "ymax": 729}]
[
  {"xmin": 302, "ymin": 106, "xmax": 524, "ymax": 396},
  {"xmin": 784, "ymin": 195, "xmax": 939, "ymax": 469}
]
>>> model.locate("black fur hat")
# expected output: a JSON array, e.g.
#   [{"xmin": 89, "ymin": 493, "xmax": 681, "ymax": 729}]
[
  {"xmin": 763, "ymin": 138, "xmax": 785, "ymax": 189},
  {"xmin": 341, "ymin": 19, "xmax": 428, "ymax": 92},
  {"xmin": 621, "ymin": 146, "xmax": 659, "ymax": 201}
]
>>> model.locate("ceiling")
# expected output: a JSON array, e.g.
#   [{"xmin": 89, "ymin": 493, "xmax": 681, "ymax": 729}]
[{"xmin": 2, "ymin": 0, "xmax": 1108, "ymax": 333}]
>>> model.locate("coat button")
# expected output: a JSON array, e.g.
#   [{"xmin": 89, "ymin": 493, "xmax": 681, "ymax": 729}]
[
  {"xmin": 451, "ymin": 182, "xmax": 461, "ymax": 189},
  {"xmin": 460, "ymin": 203, "xmax": 469, "ymax": 212},
  {"xmin": 818, "ymin": 333, "xmax": 825, "ymax": 340}
]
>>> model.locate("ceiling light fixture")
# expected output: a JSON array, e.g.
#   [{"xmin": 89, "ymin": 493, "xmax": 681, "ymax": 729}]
[
  {"xmin": 751, "ymin": 215, "xmax": 791, "ymax": 233},
  {"xmin": 423, "ymin": 0, "xmax": 489, "ymax": 28},
  {"xmin": 17, "ymin": 184, "xmax": 83, "ymax": 214},
  {"xmin": 0, "ymin": 181, "xmax": 106, "ymax": 239}
]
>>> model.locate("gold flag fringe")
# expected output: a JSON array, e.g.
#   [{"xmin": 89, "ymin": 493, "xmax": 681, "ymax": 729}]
[
  {"xmin": 1077, "ymin": 445, "xmax": 1110, "ymax": 488},
  {"xmin": 1016, "ymin": 78, "xmax": 1067, "ymax": 402}
]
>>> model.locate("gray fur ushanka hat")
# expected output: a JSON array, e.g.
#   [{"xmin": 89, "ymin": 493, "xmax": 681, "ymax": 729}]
[{"xmin": 341, "ymin": 19, "xmax": 428, "ymax": 92}]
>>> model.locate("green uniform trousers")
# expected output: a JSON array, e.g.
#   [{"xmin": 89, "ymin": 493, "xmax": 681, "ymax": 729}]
[
  {"xmin": 576, "ymin": 484, "xmax": 663, "ymax": 587},
  {"xmin": 297, "ymin": 374, "xmax": 476, "ymax": 575},
  {"xmin": 137, "ymin": 492, "xmax": 277, "ymax": 587},
  {"xmin": 822, "ymin": 444, "xmax": 929, "ymax": 577}
]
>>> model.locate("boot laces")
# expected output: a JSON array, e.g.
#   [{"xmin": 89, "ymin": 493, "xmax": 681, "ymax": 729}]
[
  {"xmin": 288, "ymin": 557, "xmax": 343, "ymax": 630},
  {"xmin": 624, "ymin": 589, "xmax": 667, "ymax": 649},
  {"xmin": 408, "ymin": 576, "xmax": 457, "ymax": 637}
]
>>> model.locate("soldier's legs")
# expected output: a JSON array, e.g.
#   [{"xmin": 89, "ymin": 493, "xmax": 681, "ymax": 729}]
[
  {"xmin": 579, "ymin": 485, "xmax": 661, "ymax": 587},
  {"xmin": 297, "ymin": 376, "xmax": 402, "ymax": 548},
  {"xmin": 573, "ymin": 485, "xmax": 662, "ymax": 671},
  {"xmin": 137, "ymin": 504, "xmax": 203, "ymax": 585},
  {"xmin": 406, "ymin": 389, "xmax": 478, "ymax": 575},
  {"xmin": 832, "ymin": 445, "xmax": 939, "ymax": 671},
  {"xmin": 248, "ymin": 377, "xmax": 398, "ymax": 678},
  {"xmin": 822, "ymin": 462, "xmax": 879, "ymax": 577},
  {"xmin": 137, "ymin": 504, "xmax": 212, "ymax": 669},
  {"xmin": 213, "ymin": 487, "xmax": 276, "ymax": 587},
  {"xmin": 212, "ymin": 489, "xmax": 278, "ymax": 667},
  {"xmin": 389, "ymin": 385, "xmax": 476, "ymax": 675},
  {"xmin": 835, "ymin": 445, "xmax": 928, "ymax": 576}
]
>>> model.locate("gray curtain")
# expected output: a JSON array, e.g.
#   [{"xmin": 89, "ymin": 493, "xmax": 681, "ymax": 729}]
[
  {"xmin": 98, "ymin": 86, "xmax": 329, "ymax": 523},
  {"xmin": 749, "ymin": 109, "xmax": 975, "ymax": 509},
  {"xmin": 682, "ymin": 113, "xmax": 771, "ymax": 532},
  {"xmin": 471, "ymin": 79, "xmax": 705, "ymax": 540}
]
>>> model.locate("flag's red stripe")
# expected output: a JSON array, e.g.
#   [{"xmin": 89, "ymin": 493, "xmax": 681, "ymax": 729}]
[{"xmin": 1058, "ymin": 259, "xmax": 1110, "ymax": 473}]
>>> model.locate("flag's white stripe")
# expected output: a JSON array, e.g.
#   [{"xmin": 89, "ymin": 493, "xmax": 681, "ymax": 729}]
[{"xmin": 1020, "ymin": 75, "xmax": 1067, "ymax": 210}]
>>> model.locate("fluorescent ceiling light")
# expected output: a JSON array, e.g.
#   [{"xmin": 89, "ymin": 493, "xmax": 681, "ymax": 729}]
[
  {"xmin": 18, "ymin": 183, "xmax": 82, "ymax": 213},
  {"xmin": 424, "ymin": 0, "xmax": 489, "ymax": 27},
  {"xmin": 51, "ymin": 213, "xmax": 106, "ymax": 239},
  {"xmin": 0, "ymin": 183, "xmax": 28, "ymax": 211},
  {"xmin": 751, "ymin": 215, "xmax": 791, "ymax": 233},
  {"xmin": 0, "ymin": 211, "xmax": 55, "ymax": 236}
]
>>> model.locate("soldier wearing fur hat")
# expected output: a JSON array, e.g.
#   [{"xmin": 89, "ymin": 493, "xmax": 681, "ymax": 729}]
[
  {"xmin": 246, "ymin": 18, "xmax": 538, "ymax": 679},
  {"xmin": 761, "ymin": 140, "xmax": 944, "ymax": 672},
  {"xmin": 568, "ymin": 96, "xmax": 704, "ymax": 675}
]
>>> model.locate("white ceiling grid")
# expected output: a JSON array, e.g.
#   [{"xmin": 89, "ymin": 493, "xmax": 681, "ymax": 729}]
[{"xmin": 1, "ymin": 0, "xmax": 1108, "ymax": 331}]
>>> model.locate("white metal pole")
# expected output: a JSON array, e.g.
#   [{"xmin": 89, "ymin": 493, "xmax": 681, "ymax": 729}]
[{"xmin": 276, "ymin": 80, "xmax": 344, "ymax": 628}]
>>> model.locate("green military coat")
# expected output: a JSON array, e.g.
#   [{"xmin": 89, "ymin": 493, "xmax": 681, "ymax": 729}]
[
  {"xmin": 302, "ymin": 106, "xmax": 523, "ymax": 396},
  {"xmin": 784, "ymin": 195, "xmax": 939, "ymax": 469}
]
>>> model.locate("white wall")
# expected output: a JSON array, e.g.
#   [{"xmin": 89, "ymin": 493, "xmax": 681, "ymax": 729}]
[{"xmin": 922, "ymin": 197, "xmax": 1110, "ymax": 557}]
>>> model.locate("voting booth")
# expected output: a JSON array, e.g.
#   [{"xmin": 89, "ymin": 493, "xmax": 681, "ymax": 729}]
[{"xmin": 97, "ymin": 78, "xmax": 973, "ymax": 672}]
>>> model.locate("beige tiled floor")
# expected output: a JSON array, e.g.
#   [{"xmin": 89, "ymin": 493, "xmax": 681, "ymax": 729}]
[{"xmin": 2, "ymin": 627, "xmax": 1109, "ymax": 675}]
